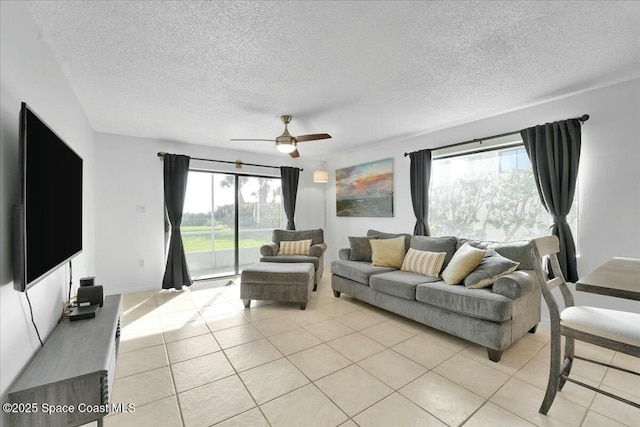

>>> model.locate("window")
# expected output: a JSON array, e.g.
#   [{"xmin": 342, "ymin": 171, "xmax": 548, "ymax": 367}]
[
  {"xmin": 429, "ymin": 141, "xmax": 578, "ymax": 242},
  {"xmin": 181, "ymin": 171, "xmax": 284, "ymax": 280},
  {"xmin": 499, "ymin": 147, "xmax": 530, "ymax": 173}
]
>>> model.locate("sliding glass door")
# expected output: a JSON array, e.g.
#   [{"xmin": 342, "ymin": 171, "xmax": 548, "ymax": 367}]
[
  {"xmin": 181, "ymin": 171, "xmax": 283, "ymax": 280},
  {"xmin": 238, "ymin": 176, "xmax": 283, "ymax": 269}
]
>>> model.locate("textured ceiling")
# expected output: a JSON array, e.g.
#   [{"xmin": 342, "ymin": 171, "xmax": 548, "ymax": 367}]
[{"xmin": 29, "ymin": 1, "xmax": 640, "ymax": 160}]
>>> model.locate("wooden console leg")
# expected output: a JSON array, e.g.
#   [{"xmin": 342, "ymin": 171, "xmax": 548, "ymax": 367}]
[
  {"xmin": 487, "ymin": 348, "xmax": 503, "ymax": 362},
  {"xmin": 333, "ymin": 290, "xmax": 341, "ymax": 297},
  {"xmin": 529, "ymin": 324, "xmax": 538, "ymax": 334},
  {"xmin": 300, "ymin": 302, "xmax": 307, "ymax": 310},
  {"xmin": 243, "ymin": 299, "xmax": 251, "ymax": 308}
]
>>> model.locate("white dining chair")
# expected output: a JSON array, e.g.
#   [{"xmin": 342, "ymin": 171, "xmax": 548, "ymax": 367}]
[{"xmin": 531, "ymin": 235, "xmax": 640, "ymax": 414}]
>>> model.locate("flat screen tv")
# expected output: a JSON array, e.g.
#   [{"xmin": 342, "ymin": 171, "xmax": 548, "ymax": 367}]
[{"xmin": 14, "ymin": 102, "xmax": 83, "ymax": 292}]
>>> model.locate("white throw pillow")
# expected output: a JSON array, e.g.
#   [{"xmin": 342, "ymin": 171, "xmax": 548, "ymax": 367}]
[{"xmin": 441, "ymin": 243, "xmax": 486, "ymax": 285}]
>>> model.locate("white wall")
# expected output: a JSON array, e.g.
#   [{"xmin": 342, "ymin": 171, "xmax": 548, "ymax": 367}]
[
  {"xmin": 95, "ymin": 133, "xmax": 326, "ymax": 295},
  {"xmin": 325, "ymin": 79, "xmax": 640, "ymax": 318},
  {"xmin": 0, "ymin": 2, "xmax": 96, "ymax": 424}
]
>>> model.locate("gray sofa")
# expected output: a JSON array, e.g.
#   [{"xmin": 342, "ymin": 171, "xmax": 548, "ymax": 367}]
[
  {"xmin": 331, "ymin": 230, "xmax": 541, "ymax": 362},
  {"xmin": 260, "ymin": 229, "xmax": 327, "ymax": 288}
]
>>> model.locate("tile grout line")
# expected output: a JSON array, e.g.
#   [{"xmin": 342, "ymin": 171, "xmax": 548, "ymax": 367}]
[
  {"xmin": 219, "ymin": 342, "xmax": 275, "ymax": 427},
  {"xmin": 475, "ymin": 332, "xmax": 554, "ymax": 426},
  {"xmin": 122, "ymin": 280, "xmax": 632, "ymax": 427},
  {"xmin": 165, "ymin": 346, "xmax": 187, "ymax": 427}
]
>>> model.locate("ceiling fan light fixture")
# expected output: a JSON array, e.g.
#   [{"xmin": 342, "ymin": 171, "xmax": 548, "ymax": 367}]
[
  {"xmin": 276, "ymin": 141, "xmax": 296, "ymax": 153},
  {"xmin": 232, "ymin": 115, "xmax": 331, "ymax": 158}
]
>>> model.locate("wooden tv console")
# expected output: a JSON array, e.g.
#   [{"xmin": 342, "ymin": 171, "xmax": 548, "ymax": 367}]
[{"xmin": 9, "ymin": 294, "xmax": 122, "ymax": 427}]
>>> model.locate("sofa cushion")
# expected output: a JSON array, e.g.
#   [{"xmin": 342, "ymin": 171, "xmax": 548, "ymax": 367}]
[
  {"xmin": 441, "ymin": 244, "xmax": 486, "ymax": 285},
  {"xmin": 331, "ymin": 260, "xmax": 395, "ymax": 285},
  {"xmin": 415, "ymin": 281, "xmax": 513, "ymax": 322},
  {"xmin": 410, "ymin": 236, "xmax": 458, "ymax": 269},
  {"xmin": 463, "ymin": 249, "xmax": 520, "ymax": 289},
  {"xmin": 370, "ymin": 236, "xmax": 406, "ymax": 268},
  {"xmin": 273, "ymin": 229, "xmax": 324, "ymax": 246},
  {"xmin": 261, "ymin": 255, "xmax": 319, "ymax": 271},
  {"xmin": 348, "ymin": 236, "xmax": 379, "ymax": 261},
  {"xmin": 401, "ymin": 248, "xmax": 446, "ymax": 278},
  {"xmin": 370, "ymin": 270, "xmax": 439, "ymax": 300},
  {"xmin": 458, "ymin": 239, "xmax": 534, "ymax": 270}
]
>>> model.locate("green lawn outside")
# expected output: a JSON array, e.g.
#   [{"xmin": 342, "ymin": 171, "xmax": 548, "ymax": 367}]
[
  {"xmin": 182, "ymin": 225, "xmax": 218, "ymax": 232},
  {"xmin": 181, "ymin": 226, "xmax": 271, "ymax": 252}
]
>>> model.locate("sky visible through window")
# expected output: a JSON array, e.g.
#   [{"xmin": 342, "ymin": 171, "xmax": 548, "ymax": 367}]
[{"xmin": 183, "ymin": 171, "xmax": 281, "ymax": 214}]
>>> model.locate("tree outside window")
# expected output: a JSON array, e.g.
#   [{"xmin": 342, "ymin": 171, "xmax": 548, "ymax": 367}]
[{"xmin": 429, "ymin": 146, "xmax": 578, "ymax": 242}]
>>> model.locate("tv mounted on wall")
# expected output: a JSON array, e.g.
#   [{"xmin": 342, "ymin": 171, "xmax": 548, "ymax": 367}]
[{"xmin": 13, "ymin": 102, "xmax": 83, "ymax": 292}]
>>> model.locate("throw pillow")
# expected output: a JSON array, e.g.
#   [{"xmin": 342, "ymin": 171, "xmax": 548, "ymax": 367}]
[
  {"xmin": 463, "ymin": 249, "xmax": 520, "ymax": 289},
  {"xmin": 278, "ymin": 239, "xmax": 312, "ymax": 256},
  {"xmin": 367, "ymin": 229, "xmax": 412, "ymax": 252},
  {"xmin": 348, "ymin": 236, "xmax": 379, "ymax": 261},
  {"xmin": 441, "ymin": 243, "xmax": 486, "ymax": 285},
  {"xmin": 401, "ymin": 248, "xmax": 447, "ymax": 278},
  {"xmin": 409, "ymin": 236, "xmax": 458, "ymax": 269},
  {"xmin": 370, "ymin": 236, "xmax": 406, "ymax": 269}
]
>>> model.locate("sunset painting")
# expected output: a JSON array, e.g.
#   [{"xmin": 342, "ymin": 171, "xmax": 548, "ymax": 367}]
[{"xmin": 336, "ymin": 158, "xmax": 393, "ymax": 217}]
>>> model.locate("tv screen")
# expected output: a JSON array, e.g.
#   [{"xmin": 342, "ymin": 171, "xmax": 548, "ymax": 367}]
[{"xmin": 14, "ymin": 103, "xmax": 83, "ymax": 292}]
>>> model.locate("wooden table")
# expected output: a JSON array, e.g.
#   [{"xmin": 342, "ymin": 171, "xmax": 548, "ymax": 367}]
[{"xmin": 576, "ymin": 257, "xmax": 640, "ymax": 301}]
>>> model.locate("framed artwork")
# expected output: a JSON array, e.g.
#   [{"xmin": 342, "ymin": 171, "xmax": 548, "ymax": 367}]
[{"xmin": 336, "ymin": 158, "xmax": 394, "ymax": 217}]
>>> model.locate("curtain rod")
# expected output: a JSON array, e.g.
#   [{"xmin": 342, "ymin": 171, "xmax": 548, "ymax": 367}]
[
  {"xmin": 156, "ymin": 152, "xmax": 303, "ymax": 171},
  {"xmin": 403, "ymin": 114, "xmax": 589, "ymax": 157}
]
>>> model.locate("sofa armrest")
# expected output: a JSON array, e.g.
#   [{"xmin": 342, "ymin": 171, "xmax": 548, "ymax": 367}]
[
  {"xmin": 338, "ymin": 248, "xmax": 351, "ymax": 261},
  {"xmin": 260, "ymin": 242, "xmax": 279, "ymax": 257},
  {"xmin": 492, "ymin": 270, "xmax": 536, "ymax": 300},
  {"xmin": 309, "ymin": 242, "xmax": 327, "ymax": 258}
]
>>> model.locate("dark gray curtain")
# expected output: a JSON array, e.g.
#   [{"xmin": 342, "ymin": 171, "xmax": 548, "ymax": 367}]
[
  {"xmin": 162, "ymin": 154, "xmax": 192, "ymax": 290},
  {"xmin": 280, "ymin": 166, "xmax": 300, "ymax": 230},
  {"xmin": 409, "ymin": 149, "xmax": 432, "ymax": 236},
  {"xmin": 521, "ymin": 119, "xmax": 581, "ymax": 282}
]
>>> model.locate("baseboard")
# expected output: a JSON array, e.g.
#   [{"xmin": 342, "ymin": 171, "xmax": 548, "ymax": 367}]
[{"xmin": 107, "ymin": 283, "xmax": 160, "ymax": 296}]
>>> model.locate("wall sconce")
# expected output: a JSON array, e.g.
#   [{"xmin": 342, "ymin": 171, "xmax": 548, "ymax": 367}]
[{"xmin": 313, "ymin": 170, "xmax": 329, "ymax": 183}]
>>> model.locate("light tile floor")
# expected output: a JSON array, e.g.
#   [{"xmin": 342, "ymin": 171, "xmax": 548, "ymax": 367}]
[{"xmin": 88, "ymin": 273, "xmax": 638, "ymax": 427}]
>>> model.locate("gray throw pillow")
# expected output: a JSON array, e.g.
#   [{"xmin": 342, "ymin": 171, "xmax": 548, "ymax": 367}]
[
  {"xmin": 348, "ymin": 236, "xmax": 379, "ymax": 261},
  {"xmin": 460, "ymin": 239, "xmax": 534, "ymax": 270},
  {"xmin": 463, "ymin": 249, "xmax": 520, "ymax": 289}
]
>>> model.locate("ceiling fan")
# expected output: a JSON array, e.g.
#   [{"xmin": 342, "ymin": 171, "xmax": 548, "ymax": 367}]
[{"xmin": 231, "ymin": 115, "xmax": 331, "ymax": 158}]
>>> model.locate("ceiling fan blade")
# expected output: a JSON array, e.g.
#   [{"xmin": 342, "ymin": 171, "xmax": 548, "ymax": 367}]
[
  {"xmin": 294, "ymin": 133, "xmax": 332, "ymax": 142},
  {"xmin": 289, "ymin": 149, "xmax": 300, "ymax": 158},
  {"xmin": 230, "ymin": 138, "xmax": 275, "ymax": 142}
]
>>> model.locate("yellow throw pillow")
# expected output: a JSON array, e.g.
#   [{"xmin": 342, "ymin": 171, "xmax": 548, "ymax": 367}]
[
  {"xmin": 278, "ymin": 239, "xmax": 312, "ymax": 256},
  {"xmin": 401, "ymin": 248, "xmax": 447, "ymax": 278},
  {"xmin": 370, "ymin": 236, "xmax": 406, "ymax": 268},
  {"xmin": 441, "ymin": 244, "xmax": 486, "ymax": 285}
]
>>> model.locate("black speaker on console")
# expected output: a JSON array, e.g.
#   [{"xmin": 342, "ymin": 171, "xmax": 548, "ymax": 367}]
[
  {"xmin": 77, "ymin": 285, "xmax": 104, "ymax": 307},
  {"xmin": 80, "ymin": 276, "xmax": 95, "ymax": 287}
]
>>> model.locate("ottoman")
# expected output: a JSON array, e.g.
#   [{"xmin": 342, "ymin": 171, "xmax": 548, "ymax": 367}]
[{"xmin": 241, "ymin": 262, "xmax": 315, "ymax": 310}]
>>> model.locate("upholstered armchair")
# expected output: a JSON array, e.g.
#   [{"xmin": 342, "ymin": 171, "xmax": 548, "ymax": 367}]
[{"xmin": 260, "ymin": 229, "xmax": 327, "ymax": 287}]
